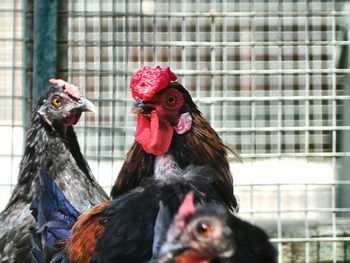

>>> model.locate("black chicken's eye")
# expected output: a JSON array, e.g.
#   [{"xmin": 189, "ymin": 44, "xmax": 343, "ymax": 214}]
[
  {"xmin": 166, "ymin": 96, "xmax": 176, "ymax": 104},
  {"xmin": 196, "ymin": 222, "xmax": 214, "ymax": 238},
  {"xmin": 51, "ymin": 97, "xmax": 62, "ymax": 107}
]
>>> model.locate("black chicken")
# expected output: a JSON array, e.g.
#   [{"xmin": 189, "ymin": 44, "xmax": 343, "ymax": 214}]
[
  {"xmin": 55, "ymin": 166, "xmax": 224, "ymax": 262},
  {"xmin": 158, "ymin": 193, "xmax": 277, "ymax": 263},
  {"xmin": 0, "ymin": 79, "xmax": 108, "ymax": 263}
]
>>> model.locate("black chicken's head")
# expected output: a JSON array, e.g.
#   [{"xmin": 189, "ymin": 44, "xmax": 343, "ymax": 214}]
[
  {"xmin": 159, "ymin": 193, "xmax": 276, "ymax": 263},
  {"xmin": 35, "ymin": 85, "xmax": 96, "ymax": 129},
  {"xmin": 159, "ymin": 193, "xmax": 236, "ymax": 263}
]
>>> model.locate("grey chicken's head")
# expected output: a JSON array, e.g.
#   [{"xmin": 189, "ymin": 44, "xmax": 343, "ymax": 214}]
[
  {"xmin": 35, "ymin": 80, "xmax": 96, "ymax": 129},
  {"xmin": 159, "ymin": 193, "xmax": 236, "ymax": 263}
]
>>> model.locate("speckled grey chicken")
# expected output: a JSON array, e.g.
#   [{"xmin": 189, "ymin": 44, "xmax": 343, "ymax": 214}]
[{"xmin": 0, "ymin": 79, "xmax": 108, "ymax": 263}]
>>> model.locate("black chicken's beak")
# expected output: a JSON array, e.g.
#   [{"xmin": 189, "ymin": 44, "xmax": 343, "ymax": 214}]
[
  {"xmin": 158, "ymin": 242, "xmax": 190, "ymax": 263},
  {"xmin": 77, "ymin": 98, "xmax": 97, "ymax": 113},
  {"xmin": 132, "ymin": 98, "xmax": 154, "ymax": 114}
]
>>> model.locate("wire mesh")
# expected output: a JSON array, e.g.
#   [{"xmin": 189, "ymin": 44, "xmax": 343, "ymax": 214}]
[
  {"xmin": 0, "ymin": 0, "xmax": 27, "ymax": 207},
  {"xmin": 60, "ymin": 1, "xmax": 350, "ymax": 262},
  {"xmin": 1, "ymin": 0, "xmax": 350, "ymax": 262}
]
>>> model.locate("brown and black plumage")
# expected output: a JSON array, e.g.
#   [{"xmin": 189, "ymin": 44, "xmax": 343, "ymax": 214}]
[
  {"xmin": 0, "ymin": 80, "xmax": 108, "ymax": 263},
  {"xmin": 66, "ymin": 166, "xmax": 224, "ymax": 263}
]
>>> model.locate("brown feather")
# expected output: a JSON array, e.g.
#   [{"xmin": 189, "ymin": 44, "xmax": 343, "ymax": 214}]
[
  {"xmin": 223, "ymin": 143, "xmax": 243, "ymax": 163},
  {"xmin": 110, "ymin": 142, "xmax": 155, "ymax": 198},
  {"xmin": 183, "ymin": 112, "xmax": 236, "ymax": 210},
  {"xmin": 67, "ymin": 201, "xmax": 111, "ymax": 263}
]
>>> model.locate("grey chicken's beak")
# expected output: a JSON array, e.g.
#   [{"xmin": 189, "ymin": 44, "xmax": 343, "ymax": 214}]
[
  {"xmin": 131, "ymin": 98, "xmax": 154, "ymax": 114},
  {"xmin": 158, "ymin": 242, "xmax": 190, "ymax": 263},
  {"xmin": 78, "ymin": 98, "xmax": 97, "ymax": 113}
]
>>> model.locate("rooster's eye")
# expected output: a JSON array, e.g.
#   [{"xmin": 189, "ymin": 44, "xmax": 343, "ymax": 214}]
[
  {"xmin": 196, "ymin": 222, "xmax": 213, "ymax": 238},
  {"xmin": 51, "ymin": 97, "xmax": 63, "ymax": 107},
  {"xmin": 166, "ymin": 96, "xmax": 176, "ymax": 105}
]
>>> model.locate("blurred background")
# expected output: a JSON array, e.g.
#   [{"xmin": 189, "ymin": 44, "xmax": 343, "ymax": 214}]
[{"xmin": 1, "ymin": 0, "xmax": 350, "ymax": 262}]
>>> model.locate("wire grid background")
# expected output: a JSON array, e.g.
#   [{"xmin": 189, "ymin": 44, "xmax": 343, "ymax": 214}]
[
  {"xmin": 1, "ymin": 0, "xmax": 350, "ymax": 262},
  {"xmin": 0, "ymin": 0, "xmax": 26, "ymax": 206}
]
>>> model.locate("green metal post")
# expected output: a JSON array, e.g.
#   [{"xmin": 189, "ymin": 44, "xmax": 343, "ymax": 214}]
[
  {"xmin": 23, "ymin": 0, "xmax": 34, "ymax": 125},
  {"xmin": 32, "ymin": 0, "xmax": 59, "ymax": 106}
]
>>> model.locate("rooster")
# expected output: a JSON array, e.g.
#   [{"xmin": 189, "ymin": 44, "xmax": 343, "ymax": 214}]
[
  {"xmin": 0, "ymin": 79, "xmax": 108, "ymax": 263},
  {"xmin": 47, "ymin": 66, "xmax": 239, "ymax": 262},
  {"xmin": 112, "ymin": 66, "xmax": 238, "ymax": 212},
  {"xmin": 158, "ymin": 193, "xmax": 277, "ymax": 263}
]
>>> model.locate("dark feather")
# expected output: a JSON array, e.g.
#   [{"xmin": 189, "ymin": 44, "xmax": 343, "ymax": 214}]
[
  {"xmin": 31, "ymin": 227, "xmax": 45, "ymax": 263},
  {"xmin": 30, "ymin": 171, "xmax": 80, "ymax": 262},
  {"xmin": 110, "ymin": 141, "xmax": 155, "ymax": 198},
  {"xmin": 31, "ymin": 171, "xmax": 80, "ymax": 227},
  {"xmin": 151, "ymin": 201, "xmax": 172, "ymax": 260}
]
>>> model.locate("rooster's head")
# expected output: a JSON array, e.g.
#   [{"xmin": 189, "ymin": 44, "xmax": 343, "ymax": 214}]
[
  {"xmin": 130, "ymin": 66, "xmax": 195, "ymax": 156},
  {"xmin": 36, "ymin": 79, "xmax": 96, "ymax": 129}
]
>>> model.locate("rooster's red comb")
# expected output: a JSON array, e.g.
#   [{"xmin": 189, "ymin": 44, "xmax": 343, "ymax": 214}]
[
  {"xmin": 130, "ymin": 66, "xmax": 177, "ymax": 101},
  {"xmin": 49, "ymin": 78, "xmax": 81, "ymax": 100}
]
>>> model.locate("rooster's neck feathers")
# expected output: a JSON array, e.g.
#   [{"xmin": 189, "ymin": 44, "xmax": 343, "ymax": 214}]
[
  {"xmin": 170, "ymin": 113, "xmax": 236, "ymax": 211},
  {"xmin": 154, "ymin": 154, "xmax": 182, "ymax": 181},
  {"xmin": 112, "ymin": 103, "xmax": 237, "ymax": 211}
]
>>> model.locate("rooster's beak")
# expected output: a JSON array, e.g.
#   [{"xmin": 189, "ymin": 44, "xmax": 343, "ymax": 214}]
[
  {"xmin": 158, "ymin": 242, "xmax": 190, "ymax": 263},
  {"xmin": 132, "ymin": 98, "xmax": 154, "ymax": 114},
  {"xmin": 78, "ymin": 98, "xmax": 97, "ymax": 113}
]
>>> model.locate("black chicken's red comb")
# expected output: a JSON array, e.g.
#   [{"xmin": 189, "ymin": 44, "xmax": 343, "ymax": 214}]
[
  {"xmin": 49, "ymin": 78, "xmax": 81, "ymax": 100},
  {"xmin": 174, "ymin": 192, "xmax": 195, "ymax": 227}
]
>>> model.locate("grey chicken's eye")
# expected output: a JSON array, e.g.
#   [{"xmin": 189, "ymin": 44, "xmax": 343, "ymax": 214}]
[
  {"xmin": 51, "ymin": 96, "xmax": 63, "ymax": 108},
  {"xmin": 196, "ymin": 221, "xmax": 214, "ymax": 238}
]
